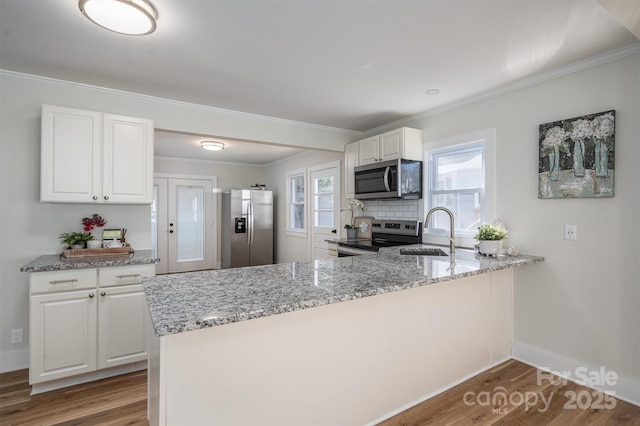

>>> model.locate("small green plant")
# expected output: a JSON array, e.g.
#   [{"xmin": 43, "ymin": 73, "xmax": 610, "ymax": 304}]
[
  {"xmin": 59, "ymin": 231, "xmax": 94, "ymax": 247},
  {"xmin": 344, "ymin": 224, "xmax": 354, "ymax": 229},
  {"xmin": 474, "ymin": 223, "xmax": 508, "ymax": 241}
]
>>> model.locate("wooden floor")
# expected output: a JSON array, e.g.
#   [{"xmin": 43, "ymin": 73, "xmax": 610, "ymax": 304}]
[
  {"xmin": 0, "ymin": 369, "xmax": 148, "ymax": 426},
  {"xmin": 0, "ymin": 360, "xmax": 638, "ymax": 425}
]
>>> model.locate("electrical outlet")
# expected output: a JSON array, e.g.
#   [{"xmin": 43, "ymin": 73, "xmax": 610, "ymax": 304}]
[
  {"xmin": 11, "ymin": 328, "xmax": 23, "ymax": 344},
  {"xmin": 565, "ymin": 225, "xmax": 577, "ymax": 240}
]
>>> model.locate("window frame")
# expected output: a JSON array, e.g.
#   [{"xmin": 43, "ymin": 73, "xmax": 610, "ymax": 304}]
[
  {"xmin": 423, "ymin": 128, "xmax": 496, "ymax": 249},
  {"xmin": 285, "ymin": 168, "xmax": 307, "ymax": 237}
]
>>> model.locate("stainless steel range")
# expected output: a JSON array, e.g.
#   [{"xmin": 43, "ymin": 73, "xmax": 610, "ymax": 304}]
[{"xmin": 337, "ymin": 219, "xmax": 422, "ymax": 257}]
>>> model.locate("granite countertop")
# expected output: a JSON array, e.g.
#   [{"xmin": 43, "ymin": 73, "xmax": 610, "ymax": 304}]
[
  {"xmin": 20, "ymin": 249, "xmax": 160, "ymax": 272},
  {"xmin": 143, "ymin": 246, "xmax": 543, "ymax": 337}
]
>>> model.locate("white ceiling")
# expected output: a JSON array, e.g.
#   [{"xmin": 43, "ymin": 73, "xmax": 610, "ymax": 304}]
[
  {"xmin": 1, "ymin": 0, "xmax": 638, "ymax": 163},
  {"xmin": 154, "ymin": 131, "xmax": 308, "ymax": 165}
]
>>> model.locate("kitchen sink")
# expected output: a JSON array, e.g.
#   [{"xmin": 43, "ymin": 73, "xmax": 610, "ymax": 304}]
[{"xmin": 399, "ymin": 247, "xmax": 448, "ymax": 256}]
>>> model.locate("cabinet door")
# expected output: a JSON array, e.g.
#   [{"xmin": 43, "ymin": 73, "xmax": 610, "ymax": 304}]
[
  {"xmin": 344, "ymin": 142, "xmax": 358, "ymax": 199},
  {"xmin": 30, "ymin": 290, "xmax": 97, "ymax": 384},
  {"xmin": 41, "ymin": 105, "xmax": 102, "ymax": 203},
  {"xmin": 379, "ymin": 128, "xmax": 404, "ymax": 161},
  {"xmin": 358, "ymin": 136, "xmax": 379, "ymax": 165},
  {"xmin": 98, "ymin": 284, "xmax": 148, "ymax": 369},
  {"xmin": 102, "ymin": 114, "xmax": 154, "ymax": 204}
]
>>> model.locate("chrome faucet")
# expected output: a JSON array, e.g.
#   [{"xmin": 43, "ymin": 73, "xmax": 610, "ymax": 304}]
[{"xmin": 424, "ymin": 207, "xmax": 455, "ymax": 255}]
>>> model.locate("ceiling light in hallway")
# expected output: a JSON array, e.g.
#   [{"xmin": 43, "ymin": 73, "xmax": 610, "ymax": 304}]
[{"xmin": 79, "ymin": 0, "xmax": 157, "ymax": 35}]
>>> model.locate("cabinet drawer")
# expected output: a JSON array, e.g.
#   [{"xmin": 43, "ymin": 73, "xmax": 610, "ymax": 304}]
[
  {"xmin": 30, "ymin": 269, "xmax": 97, "ymax": 294},
  {"xmin": 99, "ymin": 264, "xmax": 155, "ymax": 287}
]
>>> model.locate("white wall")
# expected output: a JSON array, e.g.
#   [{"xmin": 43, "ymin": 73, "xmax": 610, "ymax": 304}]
[
  {"xmin": 264, "ymin": 151, "xmax": 344, "ymax": 263},
  {"xmin": 0, "ymin": 72, "xmax": 357, "ymax": 371},
  {"xmin": 384, "ymin": 53, "xmax": 640, "ymax": 403}
]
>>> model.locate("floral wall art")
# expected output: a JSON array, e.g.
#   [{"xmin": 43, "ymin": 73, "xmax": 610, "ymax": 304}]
[{"xmin": 538, "ymin": 110, "xmax": 615, "ymax": 198}]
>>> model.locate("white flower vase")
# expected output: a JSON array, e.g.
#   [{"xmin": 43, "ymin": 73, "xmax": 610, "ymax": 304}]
[{"xmin": 479, "ymin": 240, "xmax": 502, "ymax": 257}]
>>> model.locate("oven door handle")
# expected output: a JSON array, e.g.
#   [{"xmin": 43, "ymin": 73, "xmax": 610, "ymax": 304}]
[{"xmin": 383, "ymin": 166, "xmax": 391, "ymax": 192}]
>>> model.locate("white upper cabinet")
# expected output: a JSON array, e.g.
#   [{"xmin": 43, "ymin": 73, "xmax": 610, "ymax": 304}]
[
  {"xmin": 357, "ymin": 135, "xmax": 380, "ymax": 165},
  {"xmin": 41, "ymin": 105, "xmax": 154, "ymax": 204},
  {"xmin": 344, "ymin": 141, "xmax": 358, "ymax": 199},
  {"xmin": 356, "ymin": 127, "xmax": 423, "ymax": 166}
]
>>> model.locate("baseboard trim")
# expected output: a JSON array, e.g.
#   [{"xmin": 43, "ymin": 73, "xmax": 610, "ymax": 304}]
[
  {"xmin": 512, "ymin": 340, "xmax": 640, "ymax": 408},
  {"xmin": 30, "ymin": 361, "xmax": 147, "ymax": 395},
  {"xmin": 0, "ymin": 348, "xmax": 29, "ymax": 373},
  {"xmin": 366, "ymin": 356, "xmax": 512, "ymax": 425}
]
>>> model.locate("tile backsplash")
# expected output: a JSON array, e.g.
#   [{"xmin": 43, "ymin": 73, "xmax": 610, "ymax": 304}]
[{"xmin": 363, "ymin": 199, "xmax": 420, "ymax": 220}]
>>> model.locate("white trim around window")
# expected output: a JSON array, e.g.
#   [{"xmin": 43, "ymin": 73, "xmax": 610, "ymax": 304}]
[
  {"xmin": 423, "ymin": 128, "xmax": 496, "ymax": 249},
  {"xmin": 285, "ymin": 167, "xmax": 307, "ymax": 238}
]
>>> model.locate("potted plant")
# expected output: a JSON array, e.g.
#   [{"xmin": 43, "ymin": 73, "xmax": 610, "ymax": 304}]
[
  {"xmin": 59, "ymin": 232, "xmax": 94, "ymax": 249},
  {"xmin": 344, "ymin": 224, "xmax": 357, "ymax": 240},
  {"xmin": 474, "ymin": 223, "xmax": 508, "ymax": 257},
  {"xmin": 341, "ymin": 199, "xmax": 365, "ymax": 239}
]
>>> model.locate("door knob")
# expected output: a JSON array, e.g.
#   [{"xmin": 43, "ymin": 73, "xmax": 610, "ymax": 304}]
[
  {"xmin": 100, "ymin": 291, "xmax": 106, "ymax": 297},
  {"xmin": 169, "ymin": 230, "xmax": 174, "ymax": 233},
  {"xmin": 169, "ymin": 223, "xmax": 174, "ymax": 226},
  {"xmin": 88, "ymin": 293, "xmax": 95, "ymax": 298},
  {"xmin": 331, "ymin": 229, "xmax": 337, "ymax": 234},
  {"xmin": 92, "ymin": 195, "xmax": 98, "ymax": 200},
  {"xmin": 104, "ymin": 195, "xmax": 109, "ymax": 200}
]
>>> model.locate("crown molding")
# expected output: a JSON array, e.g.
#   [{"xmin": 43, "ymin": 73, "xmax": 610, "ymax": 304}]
[
  {"xmin": 365, "ymin": 42, "xmax": 640, "ymax": 136},
  {"xmin": 0, "ymin": 69, "xmax": 363, "ymax": 138}
]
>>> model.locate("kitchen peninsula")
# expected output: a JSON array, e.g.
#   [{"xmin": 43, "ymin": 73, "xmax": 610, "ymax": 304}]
[{"xmin": 144, "ymin": 247, "xmax": 543, "ymax": 425}]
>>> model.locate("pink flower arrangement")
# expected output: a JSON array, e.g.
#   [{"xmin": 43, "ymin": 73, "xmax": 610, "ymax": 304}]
[{"xmin": 82, "ymin": 214, "xmax": 107, "ymax": 232}]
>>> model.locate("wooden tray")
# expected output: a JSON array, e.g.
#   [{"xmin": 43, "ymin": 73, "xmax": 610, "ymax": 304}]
[{"xmin": 60, "ymin": 247, "xmax": 134, "ymax": 263}]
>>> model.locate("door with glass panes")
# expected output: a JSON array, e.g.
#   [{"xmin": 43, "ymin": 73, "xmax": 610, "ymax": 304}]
[
  {"xmin": 152, "ymin": 177, "xmax": 213, "ymax": 274},
  {"xmin": 309, "ymin": 161, "xmax": 341, "ymax": 260}
]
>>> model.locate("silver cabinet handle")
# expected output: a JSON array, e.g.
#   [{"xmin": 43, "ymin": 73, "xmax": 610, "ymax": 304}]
[
  {"xmin": 104, "ymin": 195, "xmax": 109, "ymax": 200},
  {"xmin": 92, "ymin": 195, "xmax": 98, "ymax": 200},
  {"xmin": 88, "ymin": 293, "xmax": 95, "ymax": 298},
  {"xmin": 100, "ymin": 291, "xmax": 106, "ymax": 297},
  {"xmin": 116, "ymin": 274, "xmax": 140, "ymax": 279},
  {"xmin": 49, "ymin": 279, "xmax": 78, "ymax": 285}
]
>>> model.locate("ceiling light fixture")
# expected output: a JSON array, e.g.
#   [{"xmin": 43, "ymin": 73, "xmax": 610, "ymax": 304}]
[
  {"xmin": 79, "ymin": 0, "xmax": 158, "ymax": 36},
  {"xmin": 425, "ymin": 89, "xmax": 440, "ymax": 95},
  {"xmin": 201, "ymin": 141, "xmax": 225, "ymax": 151}
]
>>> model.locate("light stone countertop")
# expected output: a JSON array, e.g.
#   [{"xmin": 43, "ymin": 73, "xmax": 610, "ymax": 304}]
[
  {"xmin": 143, "ymin": 246, "xmax": 544, "ymax": 337},
  {"xmin": 20, "ymin": 249, "xmax": 160, "ymax": 272}
]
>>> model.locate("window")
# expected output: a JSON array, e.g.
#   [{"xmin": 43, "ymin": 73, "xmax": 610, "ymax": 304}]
[
  {"xmin": 286, "ymin": 168, "xmax": 306, "ymax": 236},
  {"xmin": 313, "ymin": 176, "xmax": 334, "ymax": 228},
  {"xmin": 424, "ymin": 128, "xmax": 496, "ymax": 248}
]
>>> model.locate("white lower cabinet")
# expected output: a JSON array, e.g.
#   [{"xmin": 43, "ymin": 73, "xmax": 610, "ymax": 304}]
[
  {"xmin": 29, "ymin": 264, "xmax": 154, "ymax": 385},
  {"xmin": 98, "ymin": 284, "xmax": 148, "ymax": 369},
  {"xmin": 30, "ymin": 289, "xmax": 98, "ymax": 383}
]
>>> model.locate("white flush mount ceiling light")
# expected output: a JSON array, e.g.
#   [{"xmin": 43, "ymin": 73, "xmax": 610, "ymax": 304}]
[
  {"xmin": 425, "ymin": 89, "xmax": 440, "ymax": 95},
  {"xmin": 201, "ymin": 141, "xmax": 225, "ymax": 151},
  {"xmin": 79, "ymin": 0, "xmax": 157, "ymax": 36}
]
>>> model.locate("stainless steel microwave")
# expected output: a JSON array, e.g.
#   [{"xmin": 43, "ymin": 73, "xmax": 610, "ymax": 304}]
[{"xmin": 354, "ymin": 158, "xmax": 422, "ymax": 200}]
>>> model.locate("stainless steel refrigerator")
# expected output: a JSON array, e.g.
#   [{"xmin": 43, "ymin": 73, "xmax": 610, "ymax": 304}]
[{"xmin": 221, "ymin": 189, "xmax": 273, "ymax": 268}]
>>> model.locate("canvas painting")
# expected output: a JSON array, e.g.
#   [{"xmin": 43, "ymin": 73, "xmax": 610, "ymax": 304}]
[{"xmin": 538, "ymin": 110, "xmax": 615, "ymax": 199}]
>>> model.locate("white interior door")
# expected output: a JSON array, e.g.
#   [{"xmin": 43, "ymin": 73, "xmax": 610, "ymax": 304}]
[
  {"xmin": 309, "ymin": 161, "xmax": 341, "ymax": 260},
  {"xmin": 153, "ymin": 177, "xmax": 214, "ymax": 274}
]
